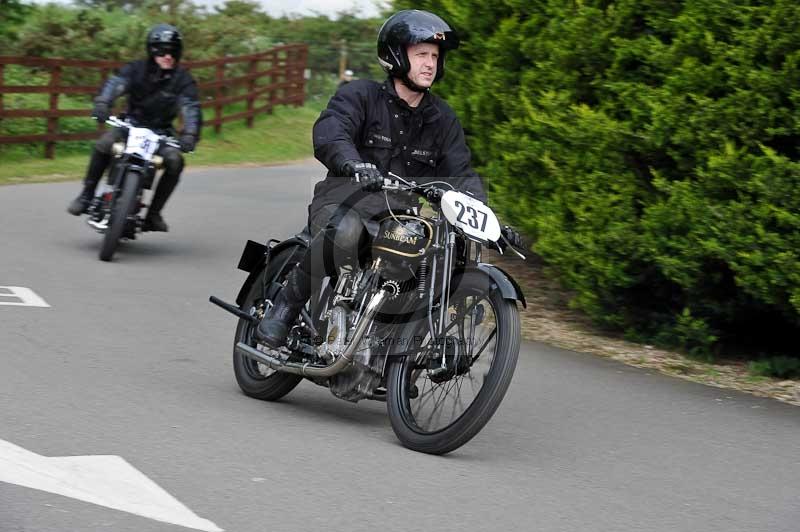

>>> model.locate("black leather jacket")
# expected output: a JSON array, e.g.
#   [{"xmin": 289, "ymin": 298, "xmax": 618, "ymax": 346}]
[
  {"xmin": 95, "ymin": 59, "xmax": 202, "ymax": 138},
  {"xmin": 311, "ymin": 78, "xmax": 486, "ymax": 218}
]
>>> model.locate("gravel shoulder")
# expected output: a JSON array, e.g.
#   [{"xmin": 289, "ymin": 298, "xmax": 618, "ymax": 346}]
[{"xmin": 484, "ymin": 248, "xmax": 800, "ymax": 407}]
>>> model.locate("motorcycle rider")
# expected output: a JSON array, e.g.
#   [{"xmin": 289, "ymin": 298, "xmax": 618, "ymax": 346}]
[
  {"xmin": 255, "ymin": 9, "xmax": 522, "ymax": 348},
  {"xmin": 67, "ymin": 23, "xmax": 202, "ymax": 232}
]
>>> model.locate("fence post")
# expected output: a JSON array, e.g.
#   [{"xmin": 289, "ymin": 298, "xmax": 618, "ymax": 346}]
[
  {"xmin": 294, "ymin": 46, "xmax": 307, "ymax": 107},
  {"xmin": 265, "ymin": 52, "xmax": 274, "ymax": 115},
  {"xmin": 0, "ymin": 64, "xmax": 5, "ymax": 116},
  {"xmin": 246, "ymin": 58, "xmax": 258, "ymax": 128},
  {"xmin": 275, "ymin": 50, "xmax": 289, "ymax": 112},
  {"xmin": 289, "ymin": 47, "xmax": 297, "ymax": 107},
  {"xmin": 301, "ymin": 45, "xmax": 309, "ymax": 105},
  {"xmin": 214, "ymin": 62, "xmax": 224, "ymax": 134},
  {"xmin": 45, "ymin": 65, "xmax": 61, "ymax": 159}
]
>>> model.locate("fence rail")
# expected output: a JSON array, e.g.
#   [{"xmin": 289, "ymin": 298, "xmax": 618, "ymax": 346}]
[{"xmin": 0, "ymin": 43, "xmax": 308, "ymax": 158}]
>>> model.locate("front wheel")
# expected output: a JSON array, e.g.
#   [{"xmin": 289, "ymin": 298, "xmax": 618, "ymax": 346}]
[
  {"xmin": 99, "ymin": 170, "xmax": 139, "ymax": 262},
  {"xmin": 386, "ymin": 270, "xmax": 520, "ymax": 455}
]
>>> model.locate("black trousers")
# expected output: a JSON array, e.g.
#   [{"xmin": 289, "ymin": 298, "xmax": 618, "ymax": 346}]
[{"xmin": 283, "ymin": 203, "xmax": 374, "ymax": 305}]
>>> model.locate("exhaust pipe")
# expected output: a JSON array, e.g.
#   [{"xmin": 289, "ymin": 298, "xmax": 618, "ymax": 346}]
[{"xmin": 235, "ymin": 289, "xmax": 388, "ymax": 378}]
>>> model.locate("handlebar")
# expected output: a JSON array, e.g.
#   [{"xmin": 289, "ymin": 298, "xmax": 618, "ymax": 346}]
[
  {"xmin": 377, "ymin": 172, "xmax": 461, "ymax": 204},
  {"xmin": 104, "ymin": 116, "xmax": 181, "ymax": 150},
  {"xmin": 378, "ymin": 172, "xmax": 525, "ymax": 257}
]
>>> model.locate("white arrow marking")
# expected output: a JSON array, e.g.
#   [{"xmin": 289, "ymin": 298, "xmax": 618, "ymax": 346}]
[
  {"xmin": 0, "ymin": 439, "xmax": 223, "ymax": 532},
  {"xmin": 0, "ymin": 286, "xmax": 50, "ymax": 307}
]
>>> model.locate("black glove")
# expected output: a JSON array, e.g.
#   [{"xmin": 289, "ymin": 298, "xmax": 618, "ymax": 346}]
[
  {"xmin": 500, "ymin": 225, "xmax": 523, "ymax": 249},
  {"xmin": 341, "ymin": 160, "xmax": 383, "ymax": 192},
  {"xmin": 179, "ymin": 134, "xmax": 197, "ymax": 153},
  {"xmin": 92, "ymin": 102, "xmax": 110, "ymax": 123},
  {"xmin": 425, "ymin": 188, "xmax": 444, "ymax": 204}
]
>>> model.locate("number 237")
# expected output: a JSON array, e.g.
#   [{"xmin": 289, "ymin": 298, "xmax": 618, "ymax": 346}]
[{"xmin": 455, "ymin": 201, "xmax": 488, "ymax": 231}]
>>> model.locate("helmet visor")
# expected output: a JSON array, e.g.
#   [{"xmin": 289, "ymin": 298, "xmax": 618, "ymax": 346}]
[
  {"xmin": 151, "ymin": 44, "xmax": 180, "ymax": 58},
  {"xmin": 408, "ymin": 28, "xmax": 459, "ymax": 50}
]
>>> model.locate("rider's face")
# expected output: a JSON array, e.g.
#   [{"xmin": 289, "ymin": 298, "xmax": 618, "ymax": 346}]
[
  {"xmin": 154, "ymin": 53, "xmax": 176, "ymax": 70},
  {"xmin": 406, "ymin": 43, "xmax": 439, "ymax": 88}
]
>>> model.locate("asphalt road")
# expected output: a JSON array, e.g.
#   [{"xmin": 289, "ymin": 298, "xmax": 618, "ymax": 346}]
[{"xmin": 1, "ymin": 162, "xmax": 798, "ymax": 532}]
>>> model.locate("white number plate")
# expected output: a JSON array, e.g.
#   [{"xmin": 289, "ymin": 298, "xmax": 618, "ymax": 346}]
[
  {"xmin": 125, "ymin": 127, "xmax": 160, "ymax": 160},
  {"xmin": 441, "ymin": 191, "xmax": 501, "ymax": 243}
]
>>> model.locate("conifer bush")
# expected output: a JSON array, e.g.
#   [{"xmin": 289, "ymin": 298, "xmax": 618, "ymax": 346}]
[{"xmin": 394, "ymin": 0, "xmax": 800, "ymax": 358}]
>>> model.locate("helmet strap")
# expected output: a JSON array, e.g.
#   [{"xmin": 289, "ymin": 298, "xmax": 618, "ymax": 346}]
[{"xmin": 400, "ymin": 75, "xmax": 429, "ymax": 93}]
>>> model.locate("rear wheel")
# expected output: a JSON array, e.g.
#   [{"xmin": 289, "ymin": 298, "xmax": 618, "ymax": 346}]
[
  {"xmin": 386, "ymin": 270, "xmax": 520, "ymax": 454},
  {"xmin": 99, "ymin": 171, "xmax": 139, "ymax": 262},
  {"xmin": 232, "ymin": 247, "xmax": 303, "ymax": 400}
]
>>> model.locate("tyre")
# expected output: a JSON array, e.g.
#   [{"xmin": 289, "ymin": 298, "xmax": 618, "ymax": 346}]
[
  {"xmin": 232, "ymin": 247, "xmax": 303, "ymax": 400},
  {"xmin": 386, "ymin": 270, "xmax": 520, "ymax": 454},
  {"xmin": 99, "ymin": 170, "xmax": 139, "ymax": 262}
]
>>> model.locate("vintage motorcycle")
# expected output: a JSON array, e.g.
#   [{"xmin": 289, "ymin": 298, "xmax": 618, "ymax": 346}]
[
  {"xmin": 210, "ymin": 176, "xmax": 526, "ymax": 455},
  {"xmin": 83, "ymin": 116, "xmax": 180, "ymax": 261}
]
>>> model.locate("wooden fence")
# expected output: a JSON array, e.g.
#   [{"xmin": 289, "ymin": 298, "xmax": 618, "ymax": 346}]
[{"xmin": 0, "ymin": 43, "xmax": 308, "ymax": 158}]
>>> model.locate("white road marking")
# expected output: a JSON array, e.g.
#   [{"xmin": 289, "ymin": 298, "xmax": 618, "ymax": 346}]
[
  {"xmin": 0, "ymin": 286, "xmax": 50, "ymax": 307},
  {"xmin": 0, "ymin": 439, "xmax": 223, "ymax": 532}
]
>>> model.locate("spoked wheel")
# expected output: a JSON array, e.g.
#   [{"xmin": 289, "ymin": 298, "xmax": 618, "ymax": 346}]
[
  {"xmin": 387, "ymin": 271, "xmax": 520, "ymax": 454},
  {"xmin": 232, "ymin": 247, "xmax": 303, "ymax": 401},
  {"xmin": 99, "ymin": 171, "xmax": 139, "ymax": 262}
]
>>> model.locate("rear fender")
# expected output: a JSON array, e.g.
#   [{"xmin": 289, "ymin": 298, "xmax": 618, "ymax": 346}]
[{"xmin": 235, "ymin": 233, "xmax": 310, "ymax": 306}]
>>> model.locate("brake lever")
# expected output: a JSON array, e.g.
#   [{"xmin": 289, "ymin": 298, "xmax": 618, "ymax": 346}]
[
  {"xmin": 164, "ymin": 137, "xmax": 181, "ymax": 150},
  {"xmin": 499, "ymin": 233, "xmax": 527, "ymax": 260},
  {"xmin": 385, "ymin": 172, "xmax": 418, "ymax": 189}
]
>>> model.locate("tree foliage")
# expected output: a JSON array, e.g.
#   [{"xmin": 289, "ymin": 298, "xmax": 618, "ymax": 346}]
[
  {"xmin": 2, "ymin": 1, "xmax": 383, "ymax": 77},
  {"xmin": 0, "ymin": 1, "xmax": 385, "ymax": 156},
  {"xmin": 0, "ymin": 0, "xmax": 31, "ymax": 45},
  {"xmin": 394, "ymin": 0, "xmax": 800, "ymax": 357}
]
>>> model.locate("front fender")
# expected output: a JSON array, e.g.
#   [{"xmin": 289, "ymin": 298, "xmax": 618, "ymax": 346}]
[
  {"xmin": 466, "ymin": 263, "xmax": 526, "ymax": 308},
  {"xmin": 234, "ymin": 233, "xmax": 310, "ymax": 306}
]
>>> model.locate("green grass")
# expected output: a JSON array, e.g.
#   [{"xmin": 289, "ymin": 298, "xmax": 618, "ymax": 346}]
[
  {"xmin": 0, "ymin": 103, "xmax": 324, "ymax": 185},
  {"xmin": 747, "ymin": 356, "xmax": 800, "ymax": 379}
]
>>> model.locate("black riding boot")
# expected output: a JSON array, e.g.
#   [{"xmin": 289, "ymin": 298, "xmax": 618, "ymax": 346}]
[
  {"xmin": 67, "ymin": 150, "xmax": 110, "ymax": 215},
  {"xmin": 255, "ymin": 206, "xmax": 363, "ymax": 348},
  {"xmin": 143, "ymin": 172, "xmax": 179, "ymax": 232},
  {"xmin": 255, "ymin": 266, "xmax": 312, "ymax": 348}
]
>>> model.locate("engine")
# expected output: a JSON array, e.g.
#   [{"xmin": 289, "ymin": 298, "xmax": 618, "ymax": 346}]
[{"xmin": 321, "ymin": 304, "xmax": 386, "ymax": 402}]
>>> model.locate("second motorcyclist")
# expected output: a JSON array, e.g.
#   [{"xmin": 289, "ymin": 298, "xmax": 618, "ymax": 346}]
[{"xmin": 67, "ymin": 23, "xmax": 202, "ymax": 232}]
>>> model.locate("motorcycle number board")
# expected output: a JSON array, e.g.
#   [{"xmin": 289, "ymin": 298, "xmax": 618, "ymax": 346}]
[
  {"xmin": 441, "ymin": 191, "xmax": 501, "ymax": 242},
  {"xmin": 125, "ymin": 127, "xmax": 160, "ymax": 160}
]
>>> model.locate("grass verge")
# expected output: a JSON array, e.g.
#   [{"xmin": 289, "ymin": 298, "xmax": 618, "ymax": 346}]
[{"xmin": 0, "ymin": 103, "xmax": 323, "ymax": 185}]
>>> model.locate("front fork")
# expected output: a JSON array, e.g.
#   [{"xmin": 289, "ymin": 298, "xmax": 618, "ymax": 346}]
[
  {"xmin": 428, "ymin": 231, "xmax": 485, "ymax": 374},
  {"xmin": 425, "ymin": 224, "xmax": 457, "ymax": 371}
]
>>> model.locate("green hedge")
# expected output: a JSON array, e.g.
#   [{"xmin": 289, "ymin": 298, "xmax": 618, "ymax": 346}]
[{"xmin": 394, "ymin": 0, "xmax": 800, "ymax": 358}]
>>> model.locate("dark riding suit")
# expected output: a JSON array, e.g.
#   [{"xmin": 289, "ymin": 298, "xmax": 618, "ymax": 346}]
[
  {"xmin": 287, "ymin": 78, "xmax": 487, "ymax": 303},
  {"xmin": 83, "ymin": 59, "xmax": 202, "ymax": 217}
]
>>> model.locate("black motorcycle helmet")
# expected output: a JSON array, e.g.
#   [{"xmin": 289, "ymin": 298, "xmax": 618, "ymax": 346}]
[
  {"xmin": 146, "ymin": 23, "xmax": 183, "ymax": 62},
  {"xmin": 377, "ymin": 10, "xmax": 460, "ymax": 89}
]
